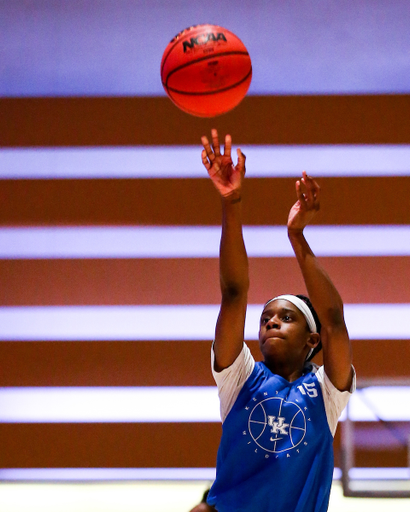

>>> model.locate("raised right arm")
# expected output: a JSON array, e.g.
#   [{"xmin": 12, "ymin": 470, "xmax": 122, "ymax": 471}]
[{"xmin": 201, "ymin": 129, "xmax": 248, "ymax": 371}]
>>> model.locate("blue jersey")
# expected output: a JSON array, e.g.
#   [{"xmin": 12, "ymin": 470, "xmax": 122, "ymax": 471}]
[{"xmin": 207, "ymin": 362, "xmax": 334, "ymax": 512}]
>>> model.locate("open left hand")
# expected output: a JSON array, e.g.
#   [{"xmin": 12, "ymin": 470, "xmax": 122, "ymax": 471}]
[
  {"xmin": 287, "ymin": 171, "xmax": 321, "ymax": 232},
  {"xmin": 201, "ymin": 129, "xmax": 245, "ymax": 199}
]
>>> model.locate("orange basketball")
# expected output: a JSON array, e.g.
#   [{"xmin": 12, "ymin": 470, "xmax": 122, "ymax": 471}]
[{"xmin": 161, "ymin": 24, "xmax": 252, "ymax": 117}]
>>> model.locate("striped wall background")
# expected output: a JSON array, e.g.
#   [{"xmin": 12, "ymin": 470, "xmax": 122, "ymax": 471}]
[{"xmin": 1, "ymin": 94, "xmax": 410, "ymax": 479}]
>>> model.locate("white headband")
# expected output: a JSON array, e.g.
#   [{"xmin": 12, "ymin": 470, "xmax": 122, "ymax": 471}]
[{"xmin": 264, "ymin": 294, "xmax": 317, "ymax": 334}]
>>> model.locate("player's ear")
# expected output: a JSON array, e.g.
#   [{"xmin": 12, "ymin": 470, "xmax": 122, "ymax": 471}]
[{"xmin": 307, "ymin": 332, "xmax": 320, "ymax": 349}]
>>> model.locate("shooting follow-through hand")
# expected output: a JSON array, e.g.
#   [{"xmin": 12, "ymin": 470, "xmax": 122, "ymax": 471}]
[
  {"xmin": 287, "ymin": 171, "xmax": 321, "ymax": 232},
  {"xmin": 201, "ymin": 129, "xmax": 245, "ymax": 199}
]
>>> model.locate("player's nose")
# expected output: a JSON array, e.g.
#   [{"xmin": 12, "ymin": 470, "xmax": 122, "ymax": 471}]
[{"xmin": 266, "ymin": 315, "xmax": 280, "ymax": 329}]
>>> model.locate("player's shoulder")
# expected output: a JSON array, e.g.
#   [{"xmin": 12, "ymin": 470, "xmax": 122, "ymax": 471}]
[
  {"xmin": 303, "ymin": 361, "xmax": 321, "ymax": 375},
  {"xmin": 302, "ymin": 362, "xmax": 326, "ymax": 389}
]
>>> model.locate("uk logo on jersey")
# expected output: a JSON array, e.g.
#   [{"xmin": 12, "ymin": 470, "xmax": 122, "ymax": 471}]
[{"xmin": 248, "ymin": 397, "xmax": 307, "ymax": 454}]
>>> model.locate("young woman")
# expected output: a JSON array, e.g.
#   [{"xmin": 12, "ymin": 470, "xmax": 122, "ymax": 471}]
[{"xmin": 200, "ymin": 129, "xmax": 355, "ymax": 512}]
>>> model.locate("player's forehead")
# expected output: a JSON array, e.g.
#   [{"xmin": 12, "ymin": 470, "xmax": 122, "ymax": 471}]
[{"xmin": 261, "ymin": 299, "xmax": 300, "ymax": 316}]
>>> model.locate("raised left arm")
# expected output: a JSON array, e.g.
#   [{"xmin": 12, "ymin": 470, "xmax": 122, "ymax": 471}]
[{"xmin": 287, "ymin": 171, "xmax": 353, "ymax": 391}]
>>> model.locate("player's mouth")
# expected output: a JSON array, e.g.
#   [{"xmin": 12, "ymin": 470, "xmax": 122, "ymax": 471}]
[{"xmin": 263, "ymin": 334, "xmax": 284, "ymax": 344}]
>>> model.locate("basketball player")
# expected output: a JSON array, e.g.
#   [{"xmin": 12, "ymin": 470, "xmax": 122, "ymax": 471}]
[{"xmin": 200, "ymin": 129, "xmax": 355, "ymax": 512}]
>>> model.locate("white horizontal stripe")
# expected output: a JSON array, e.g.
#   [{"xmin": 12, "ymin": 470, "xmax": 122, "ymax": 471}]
[
  {"xmin": 6, "ymin": 467, "xmax": 407, "ymax": 483},
  {"xmin": 0, "ymin": 145, "xmax": 409, "ymax": 179},
  {"xmin": 0, "ymin": 386, "xmax": 409, "ymax": 423},
  {"xmin": 0, "ymin": 467, "xmax": 347, "ymax": 482},
  {"xmin": 0, "ymin": 226, "xmax": 221, "ymax": 259},
  {"xmin": 2, "ymin": 225, "xmax": 410, "ymax": 258},
  {"xmin": 0, "ymin": 303, "xmax": 409, "ymax": 341},
  {"xmin": 0, "ymin": 387, "xmax": 220, "ymax": 423},
  {"xmin": 349, "ymin": 468, "xmax": 410, "ymax": 480},
  {"xmin": 0, "ymin": 467, "xmax": 217, "ymax": 481},
  {"xmin": 0, "ymin": 305, "xmax": 219, "ymax": 341}
]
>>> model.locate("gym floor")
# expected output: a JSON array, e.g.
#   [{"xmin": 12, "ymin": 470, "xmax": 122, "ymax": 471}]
[{"xmin": 1, "ymin": 481, "xmax": 410, "ymax": 512}]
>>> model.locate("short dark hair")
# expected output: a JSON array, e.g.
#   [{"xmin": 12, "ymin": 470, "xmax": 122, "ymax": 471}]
[{"xmin": 296, "ymin": 294, "xmax": 322, "ymax": 361}]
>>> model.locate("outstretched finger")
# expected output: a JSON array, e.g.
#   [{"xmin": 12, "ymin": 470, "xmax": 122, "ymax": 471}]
[
  {"xmin": 224, "ymin": 134, "xmax": 232, "ymax": 159},
  {"xmin": 201, "ymin": 135, "xmax": 216, "ymax": 163},
  {"xmin": 201, "ymin": 149, "xmax": 211, "ymax": 171},
  {"xmin": 211, "ymin": 129, "xmax": 221, "ymax": 157}
]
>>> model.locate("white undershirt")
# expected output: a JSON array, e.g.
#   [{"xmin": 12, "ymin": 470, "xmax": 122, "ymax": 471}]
[{"xmin": 211, "ymin": 342, "xmax": 356, "ymax": 436}]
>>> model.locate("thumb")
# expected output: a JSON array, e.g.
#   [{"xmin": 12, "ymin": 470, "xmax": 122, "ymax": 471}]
[{"xmin": 236, "ymin": 148, "xmax": 246, "ymax": 174}]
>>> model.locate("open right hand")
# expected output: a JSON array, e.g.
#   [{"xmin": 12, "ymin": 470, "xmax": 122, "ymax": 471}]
[{"xmin": 201, "ymin": 128, "xmax": 246, "ymax": 199}]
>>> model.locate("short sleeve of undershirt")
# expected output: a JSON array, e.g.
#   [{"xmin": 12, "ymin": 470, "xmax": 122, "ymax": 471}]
[
  {"xmin": 211, "ymin": 342, "xmax": 255, "ymax": 423},
  {"xmin": 211, "ymin": 343, "xmax": 356, "ymax": 433},
  {"xmin": 315, "ymin": 365, "xmax": 356, "ymax": 436}
]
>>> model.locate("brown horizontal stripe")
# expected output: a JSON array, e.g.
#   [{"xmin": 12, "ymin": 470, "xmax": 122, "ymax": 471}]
[
  {"xmin": 0, "ymin": 423, "xmax": 221, "ymax": 468},
  {"xmin": 1, "ymin": 257, "xmax": 410, "ymax": 306},
  {"xmin": 352, "ymin": 340, "xmax": 410, "ymax": 381},
  {"xmin": 1, "ymin": 95, "xmax": 409, "ymax": 146},
  {"xmin": 0, "ymin": 340, "xmax": 217, "ymax": 387},
  {"xmin": 0, "ymin": 258, "xmax": 221, "ymax": 306},
  {"xmin": 0, "ymin": 422, "xmax": 401, "ymax": 469},
  {"xmin": 2, "ymin": 176, "xmax": 410, "ymax": 225},
  {"xmin": 351, "ymin": 448, "xmax": 408, "ymax": 469},
  {"xmin": 0, "ymin": 339, "xmax": 408, "ymax": 387}
]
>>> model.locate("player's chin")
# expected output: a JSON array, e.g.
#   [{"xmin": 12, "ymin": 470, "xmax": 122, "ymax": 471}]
[{"xmin": 260, "ymin": 342, "xmax": 280, "ymax": 359}]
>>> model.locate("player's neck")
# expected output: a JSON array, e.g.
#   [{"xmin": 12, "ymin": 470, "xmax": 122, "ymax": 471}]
[{"xmin": 263, "ymin": 358, "xmax": 305, "ymax": 383}]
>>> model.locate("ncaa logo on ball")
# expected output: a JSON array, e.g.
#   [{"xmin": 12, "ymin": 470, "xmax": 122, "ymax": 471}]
[{"xmin": 182, "ymin": 31, "xmax": 228, "ymax": 53}]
